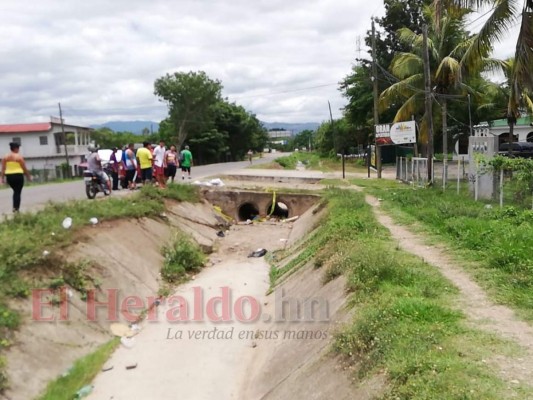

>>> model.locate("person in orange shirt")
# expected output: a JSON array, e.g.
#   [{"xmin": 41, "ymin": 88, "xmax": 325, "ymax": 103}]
[{"xmin": 0, "ymin": 142, "xmax": 32, "ymax": 213}]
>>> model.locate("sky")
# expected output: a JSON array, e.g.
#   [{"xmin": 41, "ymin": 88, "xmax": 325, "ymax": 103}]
[{"xmin": 0, "ymin": 0, "xmax": 520, "ymax": 127}]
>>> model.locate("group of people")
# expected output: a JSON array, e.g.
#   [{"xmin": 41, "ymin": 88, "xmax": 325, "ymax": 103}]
[
  {"xmin": 0, "ymin": 140, "xmax": 194, "ymax": 214},
  {"xmin": 101, "ymin": 140, "xmax": 193, "ymax": 191}
]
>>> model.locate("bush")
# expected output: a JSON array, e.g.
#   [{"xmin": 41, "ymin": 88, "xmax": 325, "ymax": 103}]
[{"xmin": 161, "ymin": 233, "xmax": 206, "ymax": 283}]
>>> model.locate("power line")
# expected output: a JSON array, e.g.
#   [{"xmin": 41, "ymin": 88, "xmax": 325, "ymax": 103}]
[
  {"xmin": 229, "ymin": 83, "xmax": 339, "ymax": 100},
  {"xmin": 465, "ymin": 6, "xmax": 496, "ymax": 28}
]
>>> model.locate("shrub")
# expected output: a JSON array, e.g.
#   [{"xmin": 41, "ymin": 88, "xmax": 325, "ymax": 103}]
[{"xmin": 161, "ymin": 233, "xmax": 206, "ymax": 283}]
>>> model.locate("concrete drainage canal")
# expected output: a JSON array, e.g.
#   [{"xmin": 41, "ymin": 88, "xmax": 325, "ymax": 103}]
[{"xmin": 202, "ymin": 189, "xmax": 320, "ymax": 222}]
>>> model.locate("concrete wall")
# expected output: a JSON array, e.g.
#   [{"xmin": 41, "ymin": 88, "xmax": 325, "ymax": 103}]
[{"xmin": 201, "ymin": 189, "xmax": 320, "ymax": 221}]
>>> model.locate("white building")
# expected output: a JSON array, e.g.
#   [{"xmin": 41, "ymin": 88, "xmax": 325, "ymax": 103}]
[
  {"xmin": 474, "ymin": 117, "xmax": 533, "ymax": 144},
  {"xmin": 0, "ymin": 118, "xmax": 92, "ymax": 179}
]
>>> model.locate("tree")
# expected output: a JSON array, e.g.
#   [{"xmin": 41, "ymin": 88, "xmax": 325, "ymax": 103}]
[
  {"xmin": 212, "ymin": 101, "xmax": 268, "ymax": 160},
  {"xmin": 154, "ymin": 71, "xmax": 223, "ymax": 149},
  {"xmin": 290, "ymin": 129, "xmax": 315, "ymax": 150},
  {"xmin": 375, "ymin": 0, "xmax": 434, "ymax": 67},
  {"xmin": 444, "ymin": 0, "xmax": 533, "ymax": 146},
  {"xmin": 379, "ymin": 6, "xmax": 475, "ymax": 155},
  {"xmin": 314, "ymin": 118, "xmax": 358, "ymax": 156},
  {"xmin": 341, "ymin": 0, "xmax": 433, "ymax": 147},
  {"xmin": 91, "ymin": 128, "xmax": 140, "ymax": 149}
]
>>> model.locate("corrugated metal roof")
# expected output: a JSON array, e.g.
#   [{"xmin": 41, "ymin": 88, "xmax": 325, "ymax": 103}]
[{"xmin": 0, "ymin": 123, "xmax": 52, "ymax": 133}]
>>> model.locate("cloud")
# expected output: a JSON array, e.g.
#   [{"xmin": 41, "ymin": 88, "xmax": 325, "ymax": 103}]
[
  {"xmin": 0, "ymin": 0, "xmax": 381, "ymax": 126},
  {"xmin": 3, "ymin": 2, "xmax": 516, "ymax": 127}
]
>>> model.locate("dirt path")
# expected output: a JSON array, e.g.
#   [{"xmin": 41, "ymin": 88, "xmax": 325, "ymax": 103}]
[{"xmin": 364, "ymin": 194, "xmax": 533, "ymax": 386}]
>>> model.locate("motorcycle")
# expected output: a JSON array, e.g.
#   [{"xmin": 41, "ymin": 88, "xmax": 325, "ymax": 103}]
[{"xmin": 83, "ymin": 170, "xmax": 110, "ymax": 199}]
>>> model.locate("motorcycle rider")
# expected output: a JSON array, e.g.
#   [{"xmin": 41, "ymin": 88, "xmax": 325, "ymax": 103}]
[{"xmin": 87, "ymin": 145, "xmax": 111, "ymax": 194}]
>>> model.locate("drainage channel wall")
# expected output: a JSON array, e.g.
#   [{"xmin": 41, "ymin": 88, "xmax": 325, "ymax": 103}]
[{"xmin": 201, "ymin": 189, "xmax": 320, "ymax": 221}]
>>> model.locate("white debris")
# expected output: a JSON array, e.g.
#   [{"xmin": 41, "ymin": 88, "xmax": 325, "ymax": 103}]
[
  {"xmin": 277, "ymin": 202, "xmax": 288, "ymax": 211},
  {"xmin": 120, "ymin": 336, "xmax": 135, "ymax": 348},
  {"xmin": 42, "ymin": 250, "xmax": 50, "ymax": 257},
  {"xmin": 62, "ymin": 217, "xmax": 72, "ymax": 229},
  {"xmin": 283, "ymin": 216, "xmax": 299, "ymax": 223},
  {"xmin": 89, "ymin": 217, "xmax": 98, "ymax": 225},
  {"xmin": 209, "ymin": 178, "xmax": 225, "ymax": 187}
]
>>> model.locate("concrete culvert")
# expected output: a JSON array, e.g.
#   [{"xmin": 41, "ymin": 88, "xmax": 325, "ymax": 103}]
[
  {"xmin": 238, "ymin": 202, "xmax": 260, "ymax": 221},
  {"xmin": 266, "ymin": 202, "xmax": 290, "ymax": 218}
]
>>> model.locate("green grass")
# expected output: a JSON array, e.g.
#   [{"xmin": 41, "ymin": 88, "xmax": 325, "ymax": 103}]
[
  {"xmin": 161, "ymin": 232, "xmax": 206, "ymax": 283},
  {"xmin": 273, "ymin": 152, "xmax": 367, "ymax": 173},
  {"xmin": 318, "ymin": 178, "xmax": 350, "ymax": 187},
  {"xmin": 270, "ymin": 188, "xmax": 529, "ymax": 399},
  {"xmin": 38, "ymin": 338, "xmax": 119, "ymax": 400},
  {"xmin": 351, "ymin": 178, "xmax": 533, "ymax": 322},
  {"xmin": 0, "ymin": 183, "xmax": 199, "ymax": 392}
]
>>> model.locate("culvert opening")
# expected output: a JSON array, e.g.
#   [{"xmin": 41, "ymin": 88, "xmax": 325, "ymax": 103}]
[
  {"xmin": 266, "ymin": 202, "xmax": 290, "ymax": 219},
  {"xmin": 238, "ymin": 202, "xmax": 260, "ymax": 221}
]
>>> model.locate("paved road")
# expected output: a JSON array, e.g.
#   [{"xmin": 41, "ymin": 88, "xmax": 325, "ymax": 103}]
[{"xmin": 0, "ymin": 154, "xmax": 278, "ymax": 215}]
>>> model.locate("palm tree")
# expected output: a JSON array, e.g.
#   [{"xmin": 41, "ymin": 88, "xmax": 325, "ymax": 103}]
[
  {"xmin": 438, "ymin": 0, "xmax": 533, "ymax": 148},
  {"xmin": 379, "ymin": 6, "xmax": 475, "ymax": 158}
]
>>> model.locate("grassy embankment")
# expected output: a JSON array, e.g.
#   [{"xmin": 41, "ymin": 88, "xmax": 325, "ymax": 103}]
[
  {"xmin": 0, "ymin": 184, "xmax": 199, "ymax": 394},
  {"xmin": 353, "ymin": 178, "xmax": 533, "ymax": 322},
  {"xmin": 38, "ymin": 338, "xmax": 119, "ymax": 400},
  {"xmin": 252, "ymin": 152, "xmax": 366, "ymax": 172},
  {"xmin": 270, "ymin": 188, "xmax": 530, "ymax": 399}
]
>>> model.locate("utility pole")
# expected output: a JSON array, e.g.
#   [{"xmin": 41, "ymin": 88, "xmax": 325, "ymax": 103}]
[
  {"xmin": 422, "ymin": 24, "xmax": 434, "ymax": 184},
  {"xmin": 371, "ymin": 17, "xmax": 382, "ymax": 178},
  {"xmin": 467, "ymin": 94, "xmax": 473, "ymax": 136},
  {"xmin": 328, "ymin": 101, "xmax": 345, "ymax": 178},
  {"xmin": 58, "ymin": 103, "xmax": 71, "ymax": 179}
]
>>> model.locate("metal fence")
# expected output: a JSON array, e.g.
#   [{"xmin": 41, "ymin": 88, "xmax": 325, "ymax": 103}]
[{"xmin": 396, "ymin": 156, "xmax": 470, "ymax": 191}]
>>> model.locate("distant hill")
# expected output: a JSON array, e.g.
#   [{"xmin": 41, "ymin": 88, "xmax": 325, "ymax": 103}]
[
  {"xmin": 91, "ymin": 120, "xmax": 319, "ymax": 135},
  {"xmin": 90, "ymin": 121, "xmax": 160, "ymax": 135},
  {"xmin": 261, "ymin": 122, "xmax": 319, "ymax": 134}
]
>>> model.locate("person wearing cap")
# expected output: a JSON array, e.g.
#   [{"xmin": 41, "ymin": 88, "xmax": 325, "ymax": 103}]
[
  {"xmin": 0, "ymin": 142, "xmax": 32, "ymax": 213},
  {"xmin": 109, "ymin": 147, "xmax": 120, "ymax": 191},
  {"xmin": 179, "ymin": 145, "xmax": 193, "ymax": 180}
]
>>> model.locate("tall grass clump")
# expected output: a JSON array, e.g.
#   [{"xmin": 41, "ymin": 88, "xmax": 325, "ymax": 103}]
[
  {"xmin": 161, "ymin": 233, "xmax": 206, "ymax": 283},
  {"xmin": 354, "ymin": 178, "xmax": 533, "ymax": 321},
  {"xmin": 272, "ymin": 188, "xmax": 520, "ymax": 398}
]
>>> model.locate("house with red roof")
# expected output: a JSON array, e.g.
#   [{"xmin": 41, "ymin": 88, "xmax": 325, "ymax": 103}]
[{"xmin": 0, "ymin": 117, "xmax": 92, "ymax": 179}]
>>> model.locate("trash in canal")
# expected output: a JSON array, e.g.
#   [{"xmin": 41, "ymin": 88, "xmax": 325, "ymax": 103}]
[{"xmin": 248, "ymin": 248, "xmax": 267, "ymax": 258}]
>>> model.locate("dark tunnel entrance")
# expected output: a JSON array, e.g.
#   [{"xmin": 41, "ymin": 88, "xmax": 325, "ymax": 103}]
[
  {"xmin": 266, "ymin": 202, "xmax": 290, "ymax": 219},
  {"xmin": 238, "ymin": 202, "xmax": 260, "ymax": 221}
]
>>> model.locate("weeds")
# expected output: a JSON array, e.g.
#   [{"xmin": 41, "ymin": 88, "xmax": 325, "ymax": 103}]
[
  {"xmin": 161, "ymin": 232, "xmax": 206, "ymax": 283},
  {"xmin": 271, "ymin": 188, "xmax": 522, "ymax": 398},
  {"xmin": 354, "ymin": 178, "xmax": 533, "ymax": 321},
  {"xmin": 38, "ymin": 338, "xmax": 119, "ymax": 400},
  {"xmin": 0, "ymin": 183, "xmax": 199, "ymax": 392}
]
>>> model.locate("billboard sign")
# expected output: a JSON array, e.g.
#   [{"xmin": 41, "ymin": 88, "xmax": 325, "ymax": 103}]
[
  {"xmin": 390, "ymin": 121, "xmax": 416, "ymax": 144},
  {"xmin": 375, "ymin": 121, "xmax": 416, "ymax": 145}
]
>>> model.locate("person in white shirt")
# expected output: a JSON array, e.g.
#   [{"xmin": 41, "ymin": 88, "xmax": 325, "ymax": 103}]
[{"xmin": 153, "ymin": 140, "xmax": 167, "ymax": 188}]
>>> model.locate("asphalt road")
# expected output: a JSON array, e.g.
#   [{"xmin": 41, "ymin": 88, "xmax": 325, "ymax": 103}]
[{"xmin": 0, "ymin": 154, "xmax": 277, "ymax": 215}]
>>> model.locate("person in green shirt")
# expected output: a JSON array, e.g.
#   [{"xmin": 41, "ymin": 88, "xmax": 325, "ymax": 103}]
[{"xmin": 180, "ymin": 145, "xmax": 193, "ymax": 180}]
